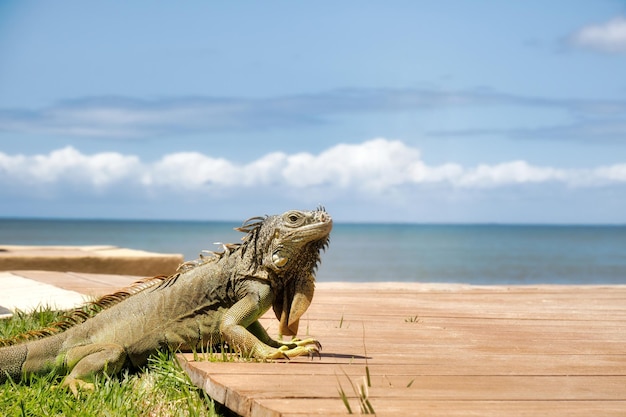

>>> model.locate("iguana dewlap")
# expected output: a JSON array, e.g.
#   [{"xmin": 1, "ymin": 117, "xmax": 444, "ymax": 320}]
[{"xmin": 0, "ymin": 208, "xmax": 332, "ymax": 394}]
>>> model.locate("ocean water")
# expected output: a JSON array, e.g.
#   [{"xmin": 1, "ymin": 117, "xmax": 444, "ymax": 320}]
[{"xmin": 1, "ymin": 218, "xmax": 625, "ymax": 285}]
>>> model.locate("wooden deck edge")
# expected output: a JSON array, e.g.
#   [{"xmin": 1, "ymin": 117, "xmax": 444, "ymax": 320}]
[{"xmin": 0, "ymin": 245, "xmax": 184, "ymax": 276}]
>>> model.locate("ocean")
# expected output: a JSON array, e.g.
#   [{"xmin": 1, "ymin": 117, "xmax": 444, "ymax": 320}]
[{"xmin": 1, "ymin": 218, "xmax": 625, "ymax": 285}]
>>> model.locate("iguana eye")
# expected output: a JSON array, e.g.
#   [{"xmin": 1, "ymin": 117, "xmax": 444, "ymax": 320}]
[{"xmin": 285, "ymin": 211, "xmax": 303, "ymax": 225}]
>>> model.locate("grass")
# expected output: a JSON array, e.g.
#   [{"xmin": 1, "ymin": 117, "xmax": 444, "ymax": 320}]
[
  {"xmin": 191, "ymin": 340, "xmax": 255, "ymax": 363},
  {"xmin": 336, "ymin": 324, "xmax": 376, "ymax": 415},
  {"xmin": 0, "ymin": 307, "xmax": 64, "ymax": 340},
  {"xmin": 404, "ymin": 314, "xmax": 421, "ymax": 323},
  {"xmin": 336, "ymin": 369, "xmax": 375, "ymax": 415},
  {"xmin": 0, "ymin": 307, "xmax": 223, "ymax": 417},
  {"xmin": 338, "ymin": 313, "xmax": 345, "ymax": 328}
]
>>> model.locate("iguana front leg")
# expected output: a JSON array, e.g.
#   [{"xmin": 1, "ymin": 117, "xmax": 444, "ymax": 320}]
[{"xmin": 219, "ymin": 292, "xmax": 320, "ymax": 360}]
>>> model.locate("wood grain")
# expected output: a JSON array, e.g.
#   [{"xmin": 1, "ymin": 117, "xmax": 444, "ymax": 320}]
[{"xmin": 179, "ymin": 282, "xmax": 626, "ymax": 417}]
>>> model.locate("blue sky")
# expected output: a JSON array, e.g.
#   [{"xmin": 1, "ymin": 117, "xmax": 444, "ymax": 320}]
[{"xmin": 1, "ymin": 1, "xmax": 626, "ymax": 223}]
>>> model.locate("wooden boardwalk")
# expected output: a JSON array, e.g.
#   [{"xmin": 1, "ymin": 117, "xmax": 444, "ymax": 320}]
[
  {"xmin": 4, "ymin": 270, "xmax": 625, "ymax": 416},
  {"xmin": 179, "ymin": 282, "xmax": 626, "ymax": 417}
]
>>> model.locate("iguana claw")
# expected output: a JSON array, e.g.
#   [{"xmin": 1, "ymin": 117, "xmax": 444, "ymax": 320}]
[
  {"xmin": 53, "ymin": 375, "xmax": 95, "ymax": 397},
  {"xmin": 292, "ymin": 337, "xmax": 322, "ymax": 352},
  {"xmin": 269, "ymin": 338, "xmax": 321, "ymax": 360}
]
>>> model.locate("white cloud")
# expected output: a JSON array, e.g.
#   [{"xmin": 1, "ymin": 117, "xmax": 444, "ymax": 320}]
[
  {"xmin": 0, "ymin": 146, "xmax": 140, "ymax": 187},
  {"xmin": 592, "ymin": 164, "xmax": 626, "ymax": 183},
  {"xmin": 570, "ymin": 16, "xmax": 626, "ymax": 53},
  {"xmin": 146, "ymin": 152, "xmax": 238, "ymax": 189},
  {"xmin": 0, "ymin": 140, "xmax": 625, "ymax": 196},
  {"xmin": 282, "ymin": 139, "xmax": 421, "ymax": 190},
  {"xmin": 457, "ymin": 161, "xmax": 567, "ymax": 188}
]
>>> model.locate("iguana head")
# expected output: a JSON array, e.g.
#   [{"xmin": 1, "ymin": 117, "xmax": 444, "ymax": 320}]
[
  {"xmin": 237, "ymin": 206, "xmax": 332, "ymax": 336},
  {"xmin": 263, "ymin": 208, "xmax": 332, "ymax": 271}
]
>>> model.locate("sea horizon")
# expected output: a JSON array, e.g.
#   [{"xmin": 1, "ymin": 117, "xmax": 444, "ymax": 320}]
[
  {"xmin": 1, "ymin": 217, "xmax": 625, "ymax": 286},
  {"xmin": 2, "ymin": 215, "xmax": 625, "ymax": 227}
]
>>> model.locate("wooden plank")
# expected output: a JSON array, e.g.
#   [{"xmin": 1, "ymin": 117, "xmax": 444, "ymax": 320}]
[
  {"xmin": 180, "ymin": 368, "xmax": 626, "ymax": 401},
  {"xmin": 14, "ymin": 270, "xmax": 143, "ymax": 297},
  {"xmin": 179, "ymin": 283, "xmax": 626, "ymax": 416},
  {"xmin": 179, "ymin": 354, "xmax": 626, "ymax": 376},
  {"xmin": 258, "ymin": 399, "xmax": 626, "ymax": 417}
]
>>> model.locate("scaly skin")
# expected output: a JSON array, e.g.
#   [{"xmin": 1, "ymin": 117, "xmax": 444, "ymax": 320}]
[{"xmin": 0, "ymin": 208, "xmax": 332, "ymax": 394}]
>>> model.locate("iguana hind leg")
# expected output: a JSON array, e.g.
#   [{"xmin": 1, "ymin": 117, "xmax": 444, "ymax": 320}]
[{"xmin": 60, "ymin": 343, "xmax": 126, "ymax": 395}]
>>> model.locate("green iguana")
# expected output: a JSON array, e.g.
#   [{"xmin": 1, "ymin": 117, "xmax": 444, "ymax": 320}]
[{"xmin": 0, "ymin": 207, "xmax": 332, "ymax": 394}]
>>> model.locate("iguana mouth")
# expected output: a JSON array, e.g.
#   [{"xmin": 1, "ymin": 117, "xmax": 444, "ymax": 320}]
[
  {"xmin": 315, "ymin": 209, "xmax": 331, "ymax": 224},
  {"xmin": 309, "ymin": 211, "xmax": 333, "ymax": 231},
  {"xmin": 291, "ymin": 214, "xmax": 332, "ymax": 242}
]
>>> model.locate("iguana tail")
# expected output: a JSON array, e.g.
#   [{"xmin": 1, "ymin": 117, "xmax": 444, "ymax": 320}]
[
  {"xmin": 1, "ymin": 275, "xmax": 169, "ymax": 385},
  {"xmin": 0, "ymin": 343, "xmax": 27, "ymax": 383},
  {"xmin": 0, "ymin": 330, "xmax": 66, "ymax": 383}
]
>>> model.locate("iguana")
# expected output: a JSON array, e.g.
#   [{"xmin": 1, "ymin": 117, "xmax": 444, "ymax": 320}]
[{"xmin": 0, "ymin": 207, "xmax": 332, "ymax": 394}]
